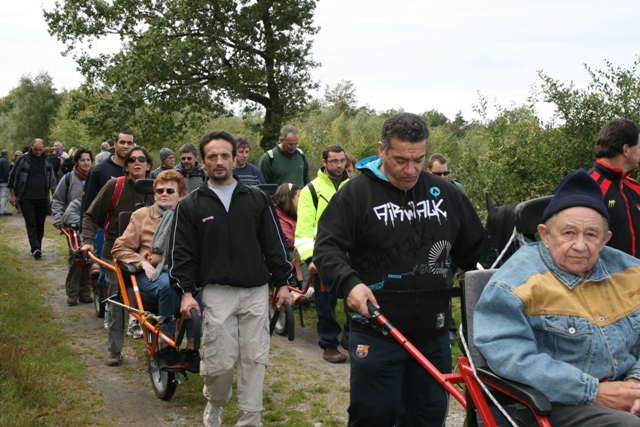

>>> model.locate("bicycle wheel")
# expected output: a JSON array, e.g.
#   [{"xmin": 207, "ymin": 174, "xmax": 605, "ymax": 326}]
[
  {"xmin": 93, "ymin": 284, "xmax": 106, "ymax": 318},
  {"xmin": 146, "ymin": 350, "xmax": 177, "ymax": 400},
  {"xmin": 269, "ymin": 304, "xmax": 288, "ymax": 336}
]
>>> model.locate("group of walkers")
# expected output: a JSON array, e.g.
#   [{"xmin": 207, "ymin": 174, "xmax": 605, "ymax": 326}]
[{"xmin": 4, "ymin": 114, "xmax": 640, "ymax": 427}]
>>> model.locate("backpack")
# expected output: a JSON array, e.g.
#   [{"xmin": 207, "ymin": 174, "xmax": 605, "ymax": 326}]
[{"xmin": 102, "ymin": 176, "xmax": 126, "ymax": 240}]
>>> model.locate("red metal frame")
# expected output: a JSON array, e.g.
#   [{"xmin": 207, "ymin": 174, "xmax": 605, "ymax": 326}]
[{"xmin": 370, "ymin": 307, "xmax": 552, "ymax": 427}]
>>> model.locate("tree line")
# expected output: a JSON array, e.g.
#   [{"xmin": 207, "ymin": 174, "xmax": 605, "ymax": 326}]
[{"xmin": 2, "ymin": 57, "xmax": 640, "ymax": 217}]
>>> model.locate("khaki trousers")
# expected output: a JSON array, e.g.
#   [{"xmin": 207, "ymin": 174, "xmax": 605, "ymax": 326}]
[{"xmin": 200, "ymin": 284, "xmax": 270, "ymax": 427}]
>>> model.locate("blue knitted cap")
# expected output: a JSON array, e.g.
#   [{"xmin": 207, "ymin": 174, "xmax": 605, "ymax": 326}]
[{"xmin": 541, "ymin": 169, "xmax": 609, "ymax": 223}]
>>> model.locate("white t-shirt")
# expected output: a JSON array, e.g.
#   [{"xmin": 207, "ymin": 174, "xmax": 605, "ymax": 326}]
[{"xmin": 208, "ymin": 180, "xmax": 237, "ymax": 212}]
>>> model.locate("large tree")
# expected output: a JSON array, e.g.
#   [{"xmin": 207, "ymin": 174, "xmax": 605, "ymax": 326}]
[
  {"xmin": 45, "ymin": 0, "xmax": 320, "ymax": 150},
  {"xmin": 0, "ymin": 73, "xmax": 62, "ymax": 149}
]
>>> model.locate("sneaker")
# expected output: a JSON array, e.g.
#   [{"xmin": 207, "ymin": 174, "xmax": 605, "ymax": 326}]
[
  {"xmin": 127, "ymin": 321, "xmax": 143, "ymax": 339},
  {"xmin": 32, "ymin": 249, "xmax": 42, "ymax": 259},
  {"xmin": 67, "ymin": 296, "xmax": 78, "ymax": 306},
  {"xmin": 90, "ymin": 264, "xmax": 100, "ymax": 279},
  {"xmin": 203, "ymin": 402, "xmax": 223, "ymax": 427},
  {"xmin": 106, "ymin": 351, "xmax": 123, "ymax": 366},
  {"xmin": 180, "ymin": 348, "xmax": 200, "ymax": 373},
  {"xmin": 79, "ymin": 296, "xmax": 94, "ymax": 304},
  {"xmin": 323, "ymin": 344, "xmax": 347, "ymax": 363},
  {"xmin": 156, "ymin": 346, "xmax": 184, "ymax": 369}
]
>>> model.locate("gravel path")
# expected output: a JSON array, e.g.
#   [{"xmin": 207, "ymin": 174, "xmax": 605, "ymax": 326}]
[{"xmin": 8, "ymin": 213, "xmax": 466, "ymax": 426}]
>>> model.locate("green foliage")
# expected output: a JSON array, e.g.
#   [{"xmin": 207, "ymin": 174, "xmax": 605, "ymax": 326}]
[
  {"xmin": 0, "ymin": 72, "xmax": 62, "ymax": 150},
  {"xmin": 49, "ymin": 91, "xmax": 102, "ymax": 153},
  {"xmin": 45, "ymin": 0, "xmax": 320, "ymax": 151},
  {"xmin": 537, "ymin": 56, "xmax": 640, "ymax": 172}
]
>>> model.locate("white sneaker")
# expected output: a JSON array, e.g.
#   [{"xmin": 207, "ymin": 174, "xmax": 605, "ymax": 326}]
[
  {"xmin": 127, "ymin": 320, "xmax": 143, "ymax": 339},
  {"xmin": 203, "ymin": 402, "xmax": 223, "ymax": 427}
]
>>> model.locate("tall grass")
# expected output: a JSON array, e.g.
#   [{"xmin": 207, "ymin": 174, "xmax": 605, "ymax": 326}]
[{"xmin": 0, "ymin": 219, "xmax": 100, "ymax": 426}]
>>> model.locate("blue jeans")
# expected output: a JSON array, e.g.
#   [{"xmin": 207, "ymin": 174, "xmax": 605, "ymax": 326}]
[
  {"xmin": 347, "ymin": 330, "xmax": 450, "ymax": 427},
  {"xmin": 136, "ymin": 272, "xmax": 202, "ymax": 337},
  {"xmin": 313, "ymin": 274, "xmax": 349, "ymax": 348}
]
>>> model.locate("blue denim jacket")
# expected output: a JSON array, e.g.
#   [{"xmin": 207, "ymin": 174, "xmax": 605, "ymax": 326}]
[{"xmin": 474, "ymin": 242, "xmax": 640, "ymax": 405}]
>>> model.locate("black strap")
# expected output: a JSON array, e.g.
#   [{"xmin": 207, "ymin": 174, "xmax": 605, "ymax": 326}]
[{"xmin": 307, "ymin": 182, "xmax": 318, "ymax": 210}]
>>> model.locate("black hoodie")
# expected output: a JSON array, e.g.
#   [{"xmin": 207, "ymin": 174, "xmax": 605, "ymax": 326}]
[{"xmin": 315, "ymin": 157, "xmax": 485, "ymax": 341}]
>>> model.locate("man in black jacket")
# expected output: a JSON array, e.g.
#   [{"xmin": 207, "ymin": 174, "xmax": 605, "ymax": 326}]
[
  {"xmin": 588, "ymin": 118, "xmax": 640, "ymax": 258},
  {"xmin": 315, "ymin": 113, "xmax": 485, "ymax": 427},
  {"xmin": 8, "ymin": 139, "xmax": 57, "ymax": 258},
  {"xmin": 169, "ymin": 130, "xmax": 293, "ymax": 427}
]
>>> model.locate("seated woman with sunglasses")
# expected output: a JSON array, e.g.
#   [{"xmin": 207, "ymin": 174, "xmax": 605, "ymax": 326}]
[
  {"xmin": 82, "ymin": 146, "xmax": 155, "ymax": 366},
  {"xmin": 112, "ymin": 169, "xmax": 200, "ymax": 366}
]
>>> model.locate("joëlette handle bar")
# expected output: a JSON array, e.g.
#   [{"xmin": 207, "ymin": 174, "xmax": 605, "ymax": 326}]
[
  {"xmin": 366, "ymin": 301, "xmax": 467, "ymax": 407},
  {"xmin": 86, "ymin": 250, "xmax": 115, "ymax": 272}
]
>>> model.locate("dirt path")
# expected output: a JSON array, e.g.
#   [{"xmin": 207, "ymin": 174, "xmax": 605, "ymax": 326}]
[{"xmin": 8, "ymin": 213, "xmax": 465, "ymax": 426}]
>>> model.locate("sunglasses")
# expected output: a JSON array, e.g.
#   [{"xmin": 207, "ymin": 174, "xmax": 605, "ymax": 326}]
[
  {"xmin": 181, "ymin": 157, "xmax": 194, "ymax": 161},
  {"xmin": 126, "ymin": 156, "xmax": 148, "ymax": 164},
  {"xmin": 432, "ymin": 171, "xmax": 450, "ymax": 176},
  {"xmin": 155, "ymin": 188, "xmax": 176, "ymax": 195}
]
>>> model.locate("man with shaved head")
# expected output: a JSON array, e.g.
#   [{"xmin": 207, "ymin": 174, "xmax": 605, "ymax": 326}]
[{"xmin": 8, "ymin": 138, "xmax": 57, "ymax": 258}]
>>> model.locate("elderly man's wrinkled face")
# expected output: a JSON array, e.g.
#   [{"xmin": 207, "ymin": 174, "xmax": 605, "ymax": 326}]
[{"xmin": 538, "ymin": 207, "xmax": 612, "ymax": 278}]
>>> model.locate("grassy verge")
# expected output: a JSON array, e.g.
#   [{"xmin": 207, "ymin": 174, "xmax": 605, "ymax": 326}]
[{"xmin": 0, "ymin": 219, "xmax": 101, "ymax": 426}]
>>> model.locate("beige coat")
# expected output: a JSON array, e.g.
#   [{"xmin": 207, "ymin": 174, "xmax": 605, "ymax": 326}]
[{"xmin": 111, "ymin": 206, "xmax": 162, "ymax": 268}]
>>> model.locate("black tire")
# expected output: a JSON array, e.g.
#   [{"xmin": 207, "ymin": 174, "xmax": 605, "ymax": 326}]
[
  {"xmin": 93, "ymin": 283, "xmax": 107, "ymax": 318},
  {"xmin": 283, "ymin": 301, "xmax": 295, "ymax": 341},
  {"xmin": 147, "ymin": 350, "xmax": 177, "ymax": 400},
  {"xmin": 269, "ymin": 304, "xmax": 288, "ymax": 336}
]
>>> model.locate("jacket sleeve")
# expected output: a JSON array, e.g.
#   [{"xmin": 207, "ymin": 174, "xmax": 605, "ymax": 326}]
[
  {"xmin": 449, "ymin": 188, "xmax": 485, "ymax": 271},
  {"xmin": 111, "ymin": 209, "xmax": 145, "ymax": 266},
  {"xmin": 81, "ymin": 179, "xmax": 115, "ymax": 247},
  {"xmin": 314, "ymin": 190, "xmax": 364, "ymax": 299},
  {"xmin": 51, "ymin": 177, "xmax": 68, "ymax": 227},
  {"xmin": 258, "ymin": 193, "xmax": 293, "ymax": 288},
  {"xmin": 80, "ymin": 167, "xmax": 100, "ymax": 218},
  {"xmin": 294, "ymin": 185, "xmax": 316, "ymax": 263},
  {"xmin": 7, "ymin": 155, "xmax": 23, "ymax": 190},
  {"xmin": 168, "ymin": 199, "xmax": 200, "ymax": 295},
  {"xmin": 303, "ymin": 156, "xmax": 310, "ymax": 186},
  {"xmin": 474, "ymin": 280, "xmax": 600, "ymax": 405}
]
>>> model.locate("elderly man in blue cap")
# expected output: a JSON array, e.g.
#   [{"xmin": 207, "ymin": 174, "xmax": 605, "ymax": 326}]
[{"xmin": 475, "ymin": 169, "xmax": 640, "ymax": 427}]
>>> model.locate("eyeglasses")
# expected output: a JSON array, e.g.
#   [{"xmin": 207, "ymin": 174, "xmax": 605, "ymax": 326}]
[
  {"xmin": 432, "ymin": 171, "xmax": 450, "ymax": 176},
  {"xmin": 126, "ymin": 156, "xmax": 148, "ymax": 164},
  {"xmin": 327, "ymin": 159, "xmax": 347, "ymax": 165},
  {"xmin": 181, "ymin": 157, "xmax": 194, "ymax": 161},
  {"xmin": 155, "ymin": 188, "xmax": 176, "ymax": 195}
]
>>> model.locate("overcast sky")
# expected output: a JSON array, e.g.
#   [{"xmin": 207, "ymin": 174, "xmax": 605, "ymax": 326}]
[{"xmin": 2, "ymin": 0, "xmax": 639, "ymax": 122}]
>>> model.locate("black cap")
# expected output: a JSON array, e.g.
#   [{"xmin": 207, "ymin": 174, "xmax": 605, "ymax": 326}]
[{"xmin": 541, "ymin": 169, "xmax": 609, "ymax": 223}]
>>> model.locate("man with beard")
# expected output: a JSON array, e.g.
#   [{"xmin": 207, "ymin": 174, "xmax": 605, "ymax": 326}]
[
  {"xmin": 175, "ymin": 143, "xmax": 207, "ymax": 193},
  {"xmin": 295, "ymin": 145, "xmax": 350, "ymax": 363},
  {"xmin": 169, "ymin": 130, "xmax": 293, "ymax": 427}
]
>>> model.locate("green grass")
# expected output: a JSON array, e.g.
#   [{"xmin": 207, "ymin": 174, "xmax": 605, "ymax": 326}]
[{"xmin": 0, "ymin": 220, "xmax": 101, "ymax": 426}]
